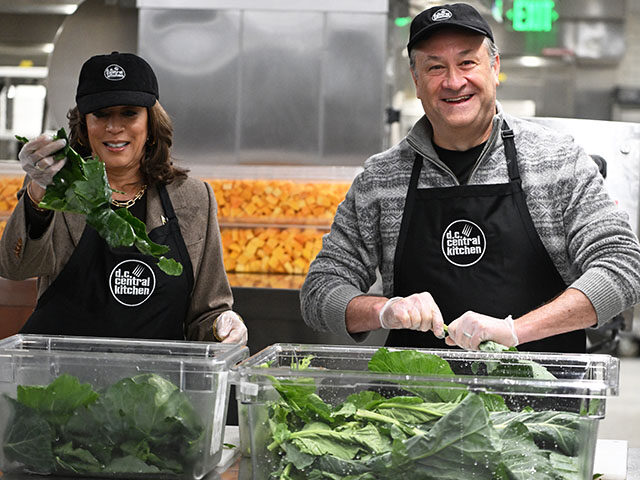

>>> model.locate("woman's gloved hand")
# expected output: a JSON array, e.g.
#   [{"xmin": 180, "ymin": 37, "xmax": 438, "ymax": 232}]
[
  {"xmin": 445, "ymin": 311, "xmax": 518, "ymax": 350},
  {"xmin": 378, "ymin": 292, "xmax": 445, "ymax": 337},
  {"xmin": 18, "ymin": 134, "xmax": 67, "ymax": 188},
  {"xmin": 214, "ymin": 311, "xmax": 248, "ymax": 345}
]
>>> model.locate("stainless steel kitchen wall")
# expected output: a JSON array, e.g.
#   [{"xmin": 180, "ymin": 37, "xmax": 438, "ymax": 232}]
[{"xmin": 137, "ymin": 0, "xmax": 388, "ymax": 167}]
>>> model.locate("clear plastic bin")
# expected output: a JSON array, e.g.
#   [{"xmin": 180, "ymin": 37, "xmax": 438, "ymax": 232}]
[
  {"xmin": 0, "ymin": 334, "xmax": 248, "ymax": 479},
  {"xmin": 233, "ymin": 343, "xmax": 619, "ymax": 480}
]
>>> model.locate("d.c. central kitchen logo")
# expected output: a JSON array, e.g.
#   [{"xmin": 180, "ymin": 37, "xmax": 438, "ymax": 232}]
[
  {"xmin": 109, "ymin": 259, "xmax": 156, "ymax": 306},
  {"xmin": 441, "ymin": 219, "xmax": 486, "ymax": 267}
]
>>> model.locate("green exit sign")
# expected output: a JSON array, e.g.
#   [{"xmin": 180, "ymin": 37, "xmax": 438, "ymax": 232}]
[{"xmin": 507, "ymin": 0, "xmax": 559, "ymax": 32}]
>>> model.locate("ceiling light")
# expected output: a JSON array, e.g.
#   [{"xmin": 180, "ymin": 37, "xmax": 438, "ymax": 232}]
[{"xmin": 519, "ymin": 56, "xmax": 544, "ymax": 68}]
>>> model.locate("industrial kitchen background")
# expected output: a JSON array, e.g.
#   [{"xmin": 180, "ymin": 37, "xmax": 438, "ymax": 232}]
[{"xmin": 0, "ymin": 0, "xmax": 639, "ymax": 358}]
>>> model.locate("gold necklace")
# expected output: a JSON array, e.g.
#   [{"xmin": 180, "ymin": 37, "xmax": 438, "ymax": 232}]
[{"xmin": 111, "ymin": 185, "xmax": 147, "ymax": 208}]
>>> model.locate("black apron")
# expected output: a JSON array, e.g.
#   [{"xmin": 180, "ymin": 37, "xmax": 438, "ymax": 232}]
[
  {"xmin": 21, "ymin": 184, "xmax": 194, "ymax": 340},
  {"xmin": 387, "ymin": 122, "xmax": 585, "ymax": 353}
]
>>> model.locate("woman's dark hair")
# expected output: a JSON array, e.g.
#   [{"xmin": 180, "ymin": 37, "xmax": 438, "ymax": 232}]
[{"xmin": 66, "ymin": 101, "xmax": 188, "ymax": 186}]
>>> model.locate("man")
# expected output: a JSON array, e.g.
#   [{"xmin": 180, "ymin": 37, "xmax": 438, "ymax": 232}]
[{"xmin": 300, "ymin": 3, "xmax": 640, "ymax": 352}]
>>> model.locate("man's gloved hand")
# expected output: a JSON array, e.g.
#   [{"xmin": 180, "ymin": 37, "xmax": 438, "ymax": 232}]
[
  {"xmin": 445, "ymin": 311, "xmax": 518, "ymax": 350},
  {"xmin": 214, "ymin": 311, "xmax": 248, "ymax": 345},
  {"xmin": 378, "ymin": 292, "xmax": 445, "ymax": 337},
  {"xmin": 19, "ymin": 134, "xmax": 67, "ymax": 188}
]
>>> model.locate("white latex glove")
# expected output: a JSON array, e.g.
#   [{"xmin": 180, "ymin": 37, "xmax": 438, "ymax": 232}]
[
  {"xmin": 445, "ymin": 311, "xmax": 518, "ymax": 350},
  {"xmin": 214, "ymin": 311, "xmax": 248, "ymax": 345},
  {"xmin": 378, "ymin": 292, "xmax": 445, "ymax": 337},
  {"xmin": 19, "ymin": 134, "xmax": 67, "ymax": 188}
]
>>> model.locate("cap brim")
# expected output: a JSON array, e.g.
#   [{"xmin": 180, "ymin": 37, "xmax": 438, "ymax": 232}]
[
  {"xmin": 407, "ymin": 23, "xmax": 493, "ymax": 51},
  {"xmin": 77, "ymin": 90, "xmax": 157, "ymax": 115}
]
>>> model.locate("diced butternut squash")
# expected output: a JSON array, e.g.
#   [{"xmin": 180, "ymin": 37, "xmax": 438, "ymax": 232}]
[
  {"xmin": 0, "ymin": 176, "xmax": 24, "ymax": 213},
  {"xmin": 219, "ymin": 226, "xmax": 325, "ymax": 274}
]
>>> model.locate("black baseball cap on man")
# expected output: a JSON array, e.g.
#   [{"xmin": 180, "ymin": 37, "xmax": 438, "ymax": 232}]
[
  {"xmin": 76, "ymin": 51, "xmax": 159, "ymax": 115},
  {"xmin": 407, "ymin": 3, "xmax": 494, "ymax": 52}
]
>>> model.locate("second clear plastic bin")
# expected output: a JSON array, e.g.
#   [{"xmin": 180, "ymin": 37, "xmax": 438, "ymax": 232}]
[{"xmin": 233, "ymin": 343, "xmax": 619, "ymax": 480}]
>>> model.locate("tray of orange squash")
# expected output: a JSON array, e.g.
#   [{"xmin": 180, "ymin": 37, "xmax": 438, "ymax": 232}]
[{"xmin": 205, "ymin": 166, "xmax": 360, "ymax": 276}]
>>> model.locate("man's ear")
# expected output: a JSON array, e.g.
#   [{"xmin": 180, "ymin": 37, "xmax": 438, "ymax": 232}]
[
  {"xmin": 493, "ymin": 55, "xmax": 501, "ymax": 86},
  {"xmin": 410, "ymin": 68, "xmax": 421, "ymax": 99}
]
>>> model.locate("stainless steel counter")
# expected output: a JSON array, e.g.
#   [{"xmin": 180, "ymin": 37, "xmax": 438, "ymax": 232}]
[{"xmin": 630, "ymin": 448, "xmax": 640, "ymax": 480}]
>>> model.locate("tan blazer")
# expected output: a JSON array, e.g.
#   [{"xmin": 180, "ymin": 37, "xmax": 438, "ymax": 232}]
[{"xmin": 0, "ymin": 176, "xmax": 233, "ymax": 340}]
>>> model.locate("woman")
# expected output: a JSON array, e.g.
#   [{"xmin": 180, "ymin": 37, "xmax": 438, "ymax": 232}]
[{"xmin": 0, "ymin": 51, "xmax": 247, "ymax": 344}]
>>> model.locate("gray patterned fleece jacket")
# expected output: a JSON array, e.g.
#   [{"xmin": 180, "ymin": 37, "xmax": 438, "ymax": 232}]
[{"xmin": 300, "ymin": 105, "xmax": 640, "ymax": 340}]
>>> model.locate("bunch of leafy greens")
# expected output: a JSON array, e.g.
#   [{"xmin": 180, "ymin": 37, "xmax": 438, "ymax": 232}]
[
  {"xmin": 258, "ymin": 348, "xmax": 599, "ymax": 480},
  {"xmin": 2, "ymin": 373, "xmax": 204, "ymax": 476},
  {"xmin": 16, "ymin": 129, "xmax": 182, "ymax": 276}
]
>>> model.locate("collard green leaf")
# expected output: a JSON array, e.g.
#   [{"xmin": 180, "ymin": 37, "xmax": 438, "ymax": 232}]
[
  {"xmin": 471, "ymin": 345, "xmax": 556, "ymax": 381},
  {"xmin": 105, "ymin": 455, "xmax": 161, "ymax": 473},
  {"xmin": 72, "ymin": 157, "xmax": 112, "ymax": 207},
  {"xmin": 368, "ymin": 348, "xmax": 454, "ymax": 377},
  {"xmin": 491, "ymin": 410, "xmax": 581, "ymax": 456},
  {"xmin": 281, "ymin": 442, "xmax": 315, "ymax": 471},
  {"xmin": 478, "ymin": 341, "xmax": 518, "ymax": 353},
  {"xmin": 311, "ymin": 454, "xmax": 376, "ymax": 478},
  {"xmin": 16, "ymin": 373, "xmax": 98, "ymax": 425},
  {"xmin": 53, "ymin": 441, "xmax": 101, "ymax": 473},
  {"xmin": 477, "ymin": 392, "xmax": 509, "ymax": 412},
  {"xmin": 288, "ymin": 422, "xmax": 388, "ymax": 460},
  {"xmin": 368, "ymin": 348, "xmax": 465, "ymax": 403},
  {"xmin": 489, "ymin": 359, "xmax": 557, "ymax": 380},
  {"xmin": 115, "ymin": 208, "xmax": 169, "ymax": 256},
  {"xmin": 548, "ymin": 451, "xmax": 582, "ymax": 480},
  {"xmin": 395, "ymin": 393, "xmax": 502, "ymax": 479},
  {"xmin": 496, "ymin": 421, "xmax": 558, "ymax": 479},
  {"xmin": 372, "ymin": 397, "xmax": 458, "ymax": 425},
  {"xmin": 158, "ymin": 256, "xmax": 183, "ymax": 276},
  {"xmin": 86, "ymin": 205, "xmax": 136, "ymax": 248},
  {"xmin": 271, "ymin": 376, "xmax": 334, "ymax": 425},
  {"xmin": 2, "ymin": 396, "xmax": 55, "ymax": 473},
  {"xmin": 135, "ymin": 373, "xmax": 203, "ymax": 439}
]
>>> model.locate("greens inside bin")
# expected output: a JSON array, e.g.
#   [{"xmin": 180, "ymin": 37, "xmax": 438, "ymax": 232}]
[
  {"xmin": 3, "ymin": 373, "xmax": 204, "ymax": 476},
  {"xmin": 258, "ymin": 347, "xmax": 598, "ymax": 479}
]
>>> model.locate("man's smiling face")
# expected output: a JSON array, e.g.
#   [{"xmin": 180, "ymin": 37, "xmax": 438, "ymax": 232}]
[{"xmin": 411, "ymin": 28, "xmax": 500, "ymax": 149}]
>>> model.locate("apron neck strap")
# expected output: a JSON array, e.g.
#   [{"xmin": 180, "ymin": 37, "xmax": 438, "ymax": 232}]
[
  {"xmin": 501, "ymin": 120, "xmax": 521, "ymax": 182},
  {"xmin": 157, "ymin": 183, "xmax": 177, "ymax": 220}
]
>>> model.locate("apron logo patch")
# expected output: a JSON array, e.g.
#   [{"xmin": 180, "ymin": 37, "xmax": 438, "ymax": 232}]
[
  {"xmin": 109, "ymin": 260, "xmax": 156, "ymax": 307},
  {"xmin": 441, "ymin": 219, "xmax": 486, "ymax": 267}
]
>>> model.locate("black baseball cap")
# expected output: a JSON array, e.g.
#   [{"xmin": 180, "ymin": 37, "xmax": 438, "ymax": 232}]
[
  {"xmin": 76, "ymin": 51, "xmax": 159, "ymax": 115},
  {"xmin": 407, "ymin": 3, "xmax": 494, "ymax": 52}
]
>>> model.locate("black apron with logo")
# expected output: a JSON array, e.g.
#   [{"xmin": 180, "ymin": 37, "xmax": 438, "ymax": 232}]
[
  {"xmin": 20, "ymin": 184, "xmax": 194, "ymax": 339},
  {"xmin": 386, "ymin": 122, "xmax": 585, "ymax": 353}
]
